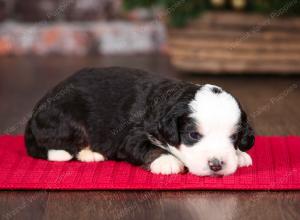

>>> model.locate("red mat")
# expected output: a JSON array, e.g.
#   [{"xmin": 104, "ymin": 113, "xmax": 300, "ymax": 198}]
[{"xmin": 0, "ymin": 136, "xmax": 299, "ymax": 190}]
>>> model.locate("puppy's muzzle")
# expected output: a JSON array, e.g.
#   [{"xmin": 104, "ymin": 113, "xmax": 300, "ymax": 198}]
[{"xmin": 208, "ymin": 158, "xmax": 224, "ymax": 172}]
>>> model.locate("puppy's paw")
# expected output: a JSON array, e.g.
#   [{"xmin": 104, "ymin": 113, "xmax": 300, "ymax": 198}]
[
  {"xmin": 237, "ymin": 151, "xmax": 252, "ymax": 167},
  {"xmin": 77, "ymin": 148, "xmax": 105, "ymax": 162},
  {"xmin": 150, "ymin": 154, "xmax": 184, "ymax": 175},
  {"xmin": 48, "ymin": 150, "xmax": 73, "ymax": 161}
]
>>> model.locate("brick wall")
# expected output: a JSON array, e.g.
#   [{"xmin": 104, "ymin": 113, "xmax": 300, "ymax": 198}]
[
  {"xmin": 0, "ymin": 0, "xmax": 122, "ymax": 22},
  {"xmin": 0, "ymin": 0, "xmax": 166, "ymax": 55}
]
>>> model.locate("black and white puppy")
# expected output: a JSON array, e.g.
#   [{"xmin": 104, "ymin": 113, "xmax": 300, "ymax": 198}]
[{"xmin": 25, "ymin": 67, "xmax": 255, "ymax": 176}]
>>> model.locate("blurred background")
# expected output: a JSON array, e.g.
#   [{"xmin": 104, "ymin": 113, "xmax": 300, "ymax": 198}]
[
  {"xmin": 0, "ymin": 0, "xmax": 299, "ymax": 135},
  {"xmin": 0, "ymin": 2, "xmax": 300, "ymax": 219}
]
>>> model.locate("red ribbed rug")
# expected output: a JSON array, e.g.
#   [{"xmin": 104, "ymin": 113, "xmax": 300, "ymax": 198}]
[{"xmin": 0, "ymin": 136, "xmax": 299, "ymax": 190}]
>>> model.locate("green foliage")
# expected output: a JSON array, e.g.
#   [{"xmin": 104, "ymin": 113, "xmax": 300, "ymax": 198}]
[
  {"xmin": 123, "ymin": 0, "xmax": 159, "ymax": 9},
  {"xmin": 123, "ymin": 0, "xmax": 300, "ymax": 27},
  {"xmin": 251, "ymin": 0, "xmax": 300, "ymax": 16},
  {"xmin": 164, "ymin": 0, "xmax": 209, "ymax": 27},
  {"xmin": 123, "ymin": 0, "xmax": 209, "ymax": 27}
]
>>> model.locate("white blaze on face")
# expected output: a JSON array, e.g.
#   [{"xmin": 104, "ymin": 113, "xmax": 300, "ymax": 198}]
[{"xmin": 178, "ymin": 84, "xmax": 241, "ymax": 176}]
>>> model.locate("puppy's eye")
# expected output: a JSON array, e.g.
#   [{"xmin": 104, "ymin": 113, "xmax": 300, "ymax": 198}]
[
  {"xmin": 230, "ymin": 134, "xmax": 238, "ymax": 142},
  {"xmin": 189, "ymin": 132, "xmax": 203, "ymax": 140}
]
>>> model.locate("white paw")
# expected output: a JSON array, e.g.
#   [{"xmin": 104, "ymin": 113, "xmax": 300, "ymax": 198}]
[
  {"xmin": 77, "ymin": 148, "xmax": 105, "ymax": 162},
  {"xmin": 150, "ymin": 154, "xmax": 184, "ymax": 175},
  {"xmin": 48, "ymin": 150, "xmax": 73, "ymax": 161},
  {"xmin": 237, "ymin": 151, "xmax": 252, "ymax": 167}
]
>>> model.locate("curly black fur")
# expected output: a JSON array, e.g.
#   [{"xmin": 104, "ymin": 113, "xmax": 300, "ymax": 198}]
[{"xmin": 25, "ymin": 67, "xmax": 200, "ymax": 166}]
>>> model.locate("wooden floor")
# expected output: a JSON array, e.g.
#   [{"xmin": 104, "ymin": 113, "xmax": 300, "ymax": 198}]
[{"xmin": 0, "ymin": 55, "xmax": 299, "ymax": 220}]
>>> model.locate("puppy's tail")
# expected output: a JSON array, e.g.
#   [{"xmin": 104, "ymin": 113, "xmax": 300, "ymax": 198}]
[{"xmin": 24, "ymin": 118, "xmax": 48, "ymax": 159}]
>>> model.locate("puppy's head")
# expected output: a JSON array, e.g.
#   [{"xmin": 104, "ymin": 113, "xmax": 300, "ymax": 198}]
[{"xmin": 151, "ymin": 84, "xmax": 255, "ymax": 176}]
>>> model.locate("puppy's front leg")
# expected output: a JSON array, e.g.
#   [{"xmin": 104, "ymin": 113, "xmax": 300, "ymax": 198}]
[
  {"xmin": 144, "ymin": 149, "xmax": 184, "ymax": 175},
  {"xmin": 237, "ymin": 150, "xmax": 252, "ymax": 167}
]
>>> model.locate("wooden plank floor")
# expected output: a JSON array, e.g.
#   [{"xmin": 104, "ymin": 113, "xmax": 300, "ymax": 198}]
[{"xmin": 0, "ymin": 55, "xmax": 299, "ymax": 220}]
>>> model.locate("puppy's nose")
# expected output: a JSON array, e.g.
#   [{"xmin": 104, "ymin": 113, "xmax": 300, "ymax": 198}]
[{"xmin": 208, "ymin": 158, "xmax": 223, "ymax": 172}]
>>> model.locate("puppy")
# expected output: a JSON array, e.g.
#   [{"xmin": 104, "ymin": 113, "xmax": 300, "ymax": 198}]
[{"xmin": 25, "ymin": 67, "xmax": 255, "ymax": 176}]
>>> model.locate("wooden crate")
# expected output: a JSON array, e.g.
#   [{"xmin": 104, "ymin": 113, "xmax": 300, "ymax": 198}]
[{"xmin": 168, "ymin": 12, "xmax": 300, "ymax": 74}]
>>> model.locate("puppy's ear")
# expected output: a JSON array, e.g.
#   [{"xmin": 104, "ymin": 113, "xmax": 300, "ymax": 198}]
[
  {"xmin": 158, "ymin": 114, "xmax": 180, "ymax": 147},
  {"xmin": 236, "ymin": 111, "xmax": 255, "ymax": 152},
  {"xmin": 157, "ymin": 107, "xmax": 184, "ymax": 147}
]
